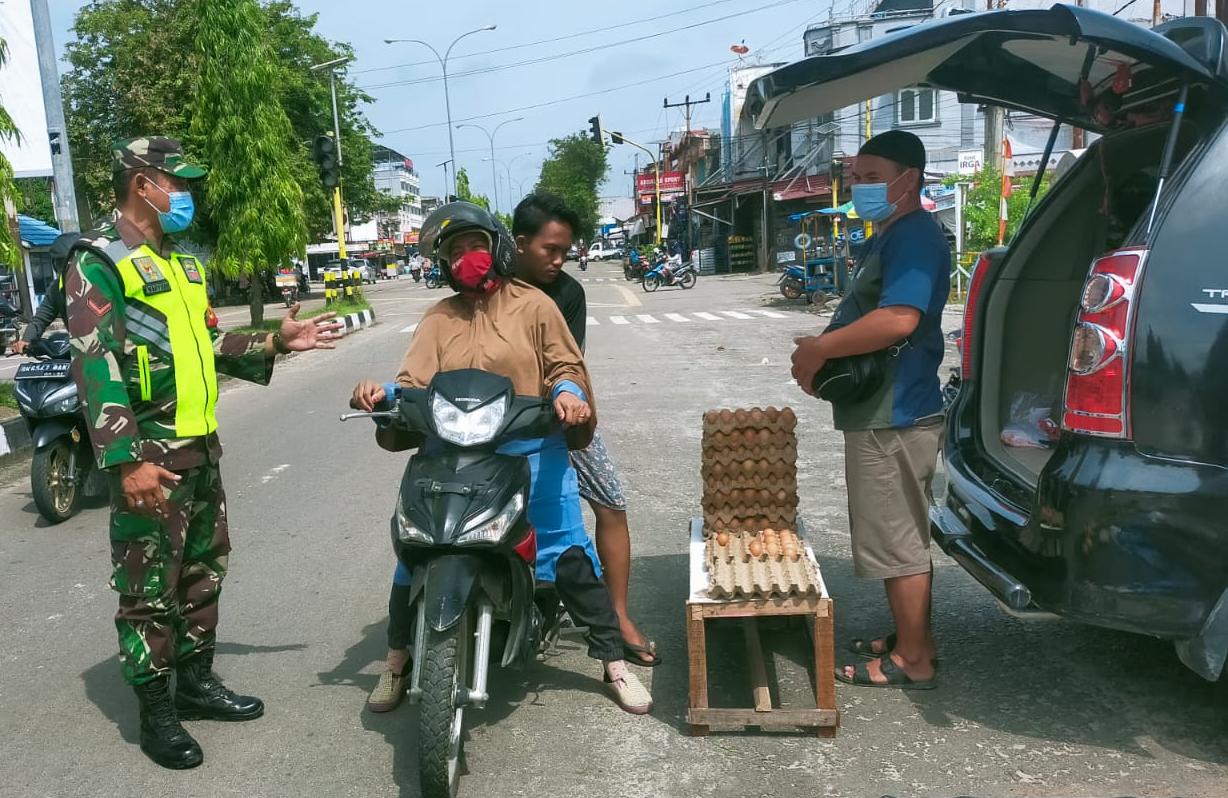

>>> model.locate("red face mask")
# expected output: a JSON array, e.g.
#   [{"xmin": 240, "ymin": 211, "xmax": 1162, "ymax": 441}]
[{"xmin": 451, "ymin": 250, "xmax": 501, "ymax": 295}]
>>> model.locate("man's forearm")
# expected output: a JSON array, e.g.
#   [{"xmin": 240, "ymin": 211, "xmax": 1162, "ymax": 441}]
[
  {"xmin": 21, "ymin": 301, "xmax": 59, "ymax": 341},
  {"xmin": 818, "ymin": 307, "xmax": 920, "ymax": 359}
]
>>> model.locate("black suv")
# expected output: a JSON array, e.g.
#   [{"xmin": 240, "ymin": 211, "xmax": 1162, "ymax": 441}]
[{"xmin": 749, "ymin": 6, "xmax": 1228, "ymax": 681}]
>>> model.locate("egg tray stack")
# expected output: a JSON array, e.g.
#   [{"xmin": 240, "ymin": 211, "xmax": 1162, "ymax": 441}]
[
  {"xmin": 704, "ymin": 529, "xmax": 820, "ymax": 599},
  {"xmin": 701, "ymin": 407, "xmax": 799, "ymax": 535}
]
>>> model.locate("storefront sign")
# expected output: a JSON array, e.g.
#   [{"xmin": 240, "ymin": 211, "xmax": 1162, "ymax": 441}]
[
  {"xmin": 636, "ymin": 171, "xmax": 686, "ymax": 206},
  {"xmin": 404, "ymin": 231, "xmax": 420, "ymax": 244},
  {"xmin": 958, "ymin": 150, "xmax": 984, "ymax": 175}
]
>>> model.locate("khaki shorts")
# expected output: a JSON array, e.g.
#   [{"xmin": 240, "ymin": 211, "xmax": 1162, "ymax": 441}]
[{"xmin": 844, "ymin": 421, "xmax": 943, "ymax": 579}]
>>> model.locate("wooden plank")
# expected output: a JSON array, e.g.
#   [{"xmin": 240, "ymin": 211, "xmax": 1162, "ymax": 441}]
[
  {"xmin": 742, "ymin": 618, "xmax": 772, "ymax": 712},
  {"xmin": 813, "ymin": 599, "xmax": 839, "ymax": 737},
  {"xmin": 688, "ymin": 707, "xmax": 839, "ymax": 728},
  {"xmin": 686, "ymin": 604, "xmax": 710, "ymax": 737}
]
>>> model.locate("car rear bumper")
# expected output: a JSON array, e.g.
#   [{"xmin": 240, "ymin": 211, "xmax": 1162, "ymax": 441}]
[{"xmin": 937, "ymin": 441, "xmax": 1228, "ymax": 679}]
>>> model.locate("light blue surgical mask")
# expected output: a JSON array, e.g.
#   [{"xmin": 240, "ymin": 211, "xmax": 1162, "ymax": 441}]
[
  {"xmin": 143, "ymin": 179, "xmax": 196, "ymax": 234},
  {"xmin": 851, "ymin": 170, "xmax": 912, "ymax": 223}
]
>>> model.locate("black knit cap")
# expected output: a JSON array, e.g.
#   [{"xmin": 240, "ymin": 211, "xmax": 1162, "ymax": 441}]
[{"xmin": 858, "ymin": 129, "xmax": 926, "ymax": 174}]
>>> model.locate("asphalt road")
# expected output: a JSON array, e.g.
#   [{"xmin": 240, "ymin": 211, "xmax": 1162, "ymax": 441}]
[{"xmin": 0, "ymin": 263, "xmax": 1225, "ymax": 798}]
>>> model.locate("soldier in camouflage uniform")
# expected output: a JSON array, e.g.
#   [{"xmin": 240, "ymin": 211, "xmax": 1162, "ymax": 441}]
[{"xmin": 64, "ymin": 137, "xmax": 342, "ymax": 770}]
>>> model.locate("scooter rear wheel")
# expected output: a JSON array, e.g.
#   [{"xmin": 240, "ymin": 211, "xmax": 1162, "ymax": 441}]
[
  {"xmin": 418, "ymin": 612, "xmax": 470, "ymax": 798},
  {"xmin": 31, "ymin": 438, "xmax": 81, "ymax": 524},
  {"xmin": 679, "ymin": 272, "xmax": 697, "ymax": 289}
]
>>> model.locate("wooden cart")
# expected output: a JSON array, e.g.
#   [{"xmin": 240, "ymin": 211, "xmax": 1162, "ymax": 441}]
[{"xmin": 686, "ymin": 518, "xmax": 839, "ymax": 737}]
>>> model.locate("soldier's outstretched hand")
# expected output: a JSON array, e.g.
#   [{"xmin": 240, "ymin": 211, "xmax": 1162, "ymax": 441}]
[{"xmin": 279, "ymin": 303, "xmax": 344, "ymax": 351}]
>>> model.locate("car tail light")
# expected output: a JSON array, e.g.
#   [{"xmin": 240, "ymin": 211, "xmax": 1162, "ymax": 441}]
[
  {"xmin": 961, "ymin": 252, "xmax": 994, "ymax": 381},
  {"xmin": 1062, "ymin": 247, "xmax": 1147, "ymax": 439}
]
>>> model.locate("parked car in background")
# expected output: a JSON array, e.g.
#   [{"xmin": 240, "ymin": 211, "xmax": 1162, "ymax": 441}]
[
  {"xmin": 587, "ymin": 241, "xmax": 623, "ymax": 261},
  {"xmin": 749, "ymin": 7, "xmax": 1228, "ymax": 682}
]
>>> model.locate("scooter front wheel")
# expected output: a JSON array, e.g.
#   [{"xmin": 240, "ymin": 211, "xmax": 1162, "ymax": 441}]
[
  {"xmin": 643, "ymin": 274, "xmax": 661, "ymax": 293},
  {"xmin": 418, "ymin": 613, "xmax": 470, "ymax": 798},
  {"xmin": 31, "ymin": 438, "xmax": 82, "ymax": 524}
]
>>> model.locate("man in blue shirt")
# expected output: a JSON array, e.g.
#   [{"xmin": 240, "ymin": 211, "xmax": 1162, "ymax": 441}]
[{"xmin": 791, "ymin": 130, "xmax": 949, "ymax": 690}]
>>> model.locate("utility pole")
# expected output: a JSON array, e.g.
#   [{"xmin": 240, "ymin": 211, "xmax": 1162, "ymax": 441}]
[
  {"xmin": 30, "ymin": 0, "xmax": 79, "ymax": 232},
  {"xmin": 863, "ymin": 99, "xmax": 875, "ymax": 237},
  {"xmin": 664, "ymin": 93, "xmax": 712, "ymax": 133},
  {"xmin": 1153, "ymin": 0, "xmax": 1162, "ymax": 24},
  {"xmin": 437, "ymin": 160, "xmax": 452, "ymax": 201},
  {"xmin": 1195, "ymin": 0, "xmax": 1207, "ymax": 15}
]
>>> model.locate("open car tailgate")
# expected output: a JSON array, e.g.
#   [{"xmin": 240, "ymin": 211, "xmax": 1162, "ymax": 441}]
[{"xmin": 748, "ymin": 4, "xmax": 1228, "ymax": 132}]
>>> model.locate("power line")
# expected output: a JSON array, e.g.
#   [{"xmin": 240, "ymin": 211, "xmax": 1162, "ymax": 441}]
[
  {"xmin": 354, "ymin": 0, "xmax": 751, "ymax": 75},
  {"xmin": 359, "ymin": 0, "xmax": 804, "ymax": 92}
]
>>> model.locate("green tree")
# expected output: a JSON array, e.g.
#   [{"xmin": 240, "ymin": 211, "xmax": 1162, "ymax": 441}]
[
  {"xmin": 454, "ymin": 167, "xmax": 490, "ymax": 210},
  {"xmin": 61, "ymin": 0, "xmax": 392, "ymax": 235},
  {"xmin": 947, "ymin": 167, "xmax": 1049, "ymax": 252},
  {"xmin": 190, "ymin": 0, "xmax": 305, "ymax": 327},
  {"xmin": 0, "ymin": 39, "xmax": 19, "ymax": 267},
  {"xmin": 16, "ymin": 178, "xmax": 55, "ymax": 225},
  {"xmin": 535, "ymin": 134, "xmax": 607, "ymax": 240}
]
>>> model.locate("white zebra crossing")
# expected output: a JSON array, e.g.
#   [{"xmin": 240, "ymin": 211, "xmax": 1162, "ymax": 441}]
[{"xmin": 401, "ymin": 309, "xmax": 800, "ymax": 334}]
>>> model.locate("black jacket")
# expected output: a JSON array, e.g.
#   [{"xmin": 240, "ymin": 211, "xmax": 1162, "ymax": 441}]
[{"xmin": 21, "ymin": 276, "xmax": 65, "ymax": 342}]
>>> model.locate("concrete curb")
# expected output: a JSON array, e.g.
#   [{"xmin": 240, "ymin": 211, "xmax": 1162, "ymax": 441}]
[
  {"xmin": 337, "ymin": 308, "xmax": 376, "ymax": 336},
  {"xmin": 0, "ymin": 414, "xmax": 31, "ymax": 461}
]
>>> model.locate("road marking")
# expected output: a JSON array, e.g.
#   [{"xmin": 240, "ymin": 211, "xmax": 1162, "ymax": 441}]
[
  {"xmin": 693, "ymin": 312, "xmax": 722, "ymax": 321},
  {"xmin": 401, "ymin": 323, "xmax": 418, "ymax": 333},
  {"xmin": 748, "ymin": 309, "xmax": 788, "ymax": 318},
  {"xmin": 635, "ymin": 314, "xmax": 660, "ymax": 324},
  {"xmin": 664, "ymin": 313, "xmax": 691, "ymax": 322},
  {"xmin": 586, "ymin": 316, "xmax": 600, "ymax": 325},
  {"xmin": 609, "ymin": 315, "xmax": 630, "ymax": 325},
  {"xmin": 611, "ymin": 285, "xmax": 643, "ymax": 309},
  {"xmin": 261, "ymin": 464, "xmax": 291, "ymax": 485},
  {"xmin": 719, "ymin": 310, "xmax": 753, "ymax": 320}
]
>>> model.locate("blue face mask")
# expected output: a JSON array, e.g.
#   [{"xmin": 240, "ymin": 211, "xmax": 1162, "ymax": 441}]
[
  {"xmin": 851, "ymin": 171, "xmax": 911, "ymax": 223},
  {"xmin": 143, "ymin": 179, "xmax": 196, "ymax": 234}
]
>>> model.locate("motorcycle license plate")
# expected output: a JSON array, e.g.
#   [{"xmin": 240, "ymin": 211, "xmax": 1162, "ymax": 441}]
[{"xmin": 15, "ymin": 360, "xmax": 71, "ymax": 380}]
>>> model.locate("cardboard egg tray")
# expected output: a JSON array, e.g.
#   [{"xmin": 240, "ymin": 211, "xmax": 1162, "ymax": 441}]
[
  {"xmin": 703, "ymin": 530, "xmax": 820, "ymax": 599},
  {"xmin": 701, "ymin": 405, "xmax": 799, "ymax": 538},
  {"xmin": 702, "ymin": 408, "xmax": 797, "ymax": 436}
]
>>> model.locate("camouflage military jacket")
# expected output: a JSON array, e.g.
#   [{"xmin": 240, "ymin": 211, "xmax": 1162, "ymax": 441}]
[{"xmin": 64, "ymin": 218, "xmax": 274, "ymax": 471}]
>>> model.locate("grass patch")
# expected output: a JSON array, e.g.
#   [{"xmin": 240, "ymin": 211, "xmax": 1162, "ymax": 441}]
[{"xmin": 0, "ymin": 381, "xmax": 18, "ymax": 411}]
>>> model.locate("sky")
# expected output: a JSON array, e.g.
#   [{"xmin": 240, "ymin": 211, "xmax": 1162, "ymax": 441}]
[{"xmin": 47, "ymin": 0, "xmax": 846, "ymax": 211}]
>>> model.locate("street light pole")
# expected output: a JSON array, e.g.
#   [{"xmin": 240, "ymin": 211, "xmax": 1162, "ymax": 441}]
[
  {"xmin": 386, "ymin": 26, "xmax": 496, "ymax": 199},
  {"xmin": 310, "ymin": 55, "xmax": 353, "ymax": 259},
  {"xmin": 457, "ymin": 117, "xmax": 522, "ymax": 215}
]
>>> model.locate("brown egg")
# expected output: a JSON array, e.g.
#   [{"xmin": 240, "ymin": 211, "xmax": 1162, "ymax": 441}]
[
  {"xmin": 766, "ymin": 542, "xmax": 781, "ymax": 559},
  {"xmin": 762, "ymin": 527, "xmax": 776, "ymax": 537},
  {"xmin": 782, "ymin": 407, "xmax": 796, "ymax": 424},
  {"xmin": 716, "ymin": 531, "xmax": 730, "ymax": 547},
  {"xmin": 718, "ymin": 409, "xmax": 733, "ymax": 425},
  {"xmin": 766, "ymin": 407, "xmax": 779, "ymax": 423},
  {"xmin": 786, "ymin": 548, "xmax": 801, "ymax": 562},
  {"xmin": 743, "ymin": 429, "xmax": 757, "ymax": 445},
  {"xmin": 735, "ymin": 409, "xmax": 749, "ymax": 425},
  {"xmin": 749, "ymin": 408, "xmax": 765, "ymax": 426},
  {"xmin": 704, "ymin": 410, "xmax": 716, "ymax": 426},
  {"xmin": 748, "ymin": 540, "xmax": 764, "ymax": 558}
]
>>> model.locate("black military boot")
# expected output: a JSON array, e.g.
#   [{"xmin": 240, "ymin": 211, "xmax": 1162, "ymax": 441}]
[
  {"xmin": 175, "ymin": 650, "xmax": 265, "ymax": 722},
  {"xmin": 134, "ymin": 677, "xmax": 204, "ymax": 769}
]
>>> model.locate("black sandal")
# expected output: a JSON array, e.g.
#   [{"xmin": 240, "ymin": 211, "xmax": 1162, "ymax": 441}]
[
  {"xmin": 847, "ymin": 632, "xmax": 896, "ymax": 658},
  {"xmin": 623, "ymin": 640, "xmax": 661, "ymax": 668},
  {"xmin": 848, "ymin": 632, "xmax": 941, "ymax": 670},
  {"xmin": 835, "ymin": 655, "xmax": 937, "ymax": 690}
]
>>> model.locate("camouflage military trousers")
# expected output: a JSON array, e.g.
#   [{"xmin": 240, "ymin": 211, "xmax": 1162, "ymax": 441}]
[{"xmin": 108, "ymin": 463, "xmax": 230, "ymax": 686}]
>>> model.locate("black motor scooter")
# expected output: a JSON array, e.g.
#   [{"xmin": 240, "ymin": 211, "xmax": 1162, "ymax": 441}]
[
  {"xmin": 0, "ymin": 297, "xmax": 23, "ymax": 355},
  {"xmin": 341, "ymin": 369, "xmax": 562, "ymax": 798},
  {"xmin": 13, "ymin": 332, "xmax": 103, "ymax": 523}
]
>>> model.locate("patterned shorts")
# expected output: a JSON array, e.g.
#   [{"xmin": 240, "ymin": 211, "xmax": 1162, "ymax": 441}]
[{"xmin": 571, "ymin": 428, "xmax": 627, "ymax": 511}]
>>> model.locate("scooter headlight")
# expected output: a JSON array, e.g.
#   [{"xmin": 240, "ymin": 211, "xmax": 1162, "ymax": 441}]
[
  {"xmin": 45, "ymin": 383, "xmax": 78, "ymax": 415},
  {"xmin": 456, "ymin": 492, "xmax": 525, "ymax": 546},
  {"xmin": 431, "ymin": 394, "xmax": 506, "ymax": 447},
  {"xmin": 396, "ymin": 505, "xmax": 433, "ymax": 545}
]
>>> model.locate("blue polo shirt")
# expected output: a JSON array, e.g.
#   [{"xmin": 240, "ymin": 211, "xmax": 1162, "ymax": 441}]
[{"xmin": 828, "ymin": 209, "xmax": 950, "ymax": 430}]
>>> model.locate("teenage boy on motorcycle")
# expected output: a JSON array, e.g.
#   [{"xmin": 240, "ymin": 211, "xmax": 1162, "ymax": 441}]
[
  {"xmin": 351, "ymin": 202, "xmax": 653, "ymax": 716},
  {"xmin": 511, "ymin": 192, "xmax": 660, "ymax": 667}
]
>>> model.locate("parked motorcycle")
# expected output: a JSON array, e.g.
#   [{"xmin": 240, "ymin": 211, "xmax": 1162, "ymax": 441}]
[
  {"xmin": 642, "ymin": 255, "xmax": 697, "ymax": 292},
  {"xmin": 13, "ymin": 332, "xmax": 102, "ymax": 523},
  {"xmin": 623, "ymin": 258, "xmax": 649, "ymax": 282},
  {"xmin": 341, "ymin": 370, "xmax": 563, "ymax": 798},
  {"xmin": 410, "ymin": 263, "xmax": 423, "ymax": 283},
  {"xmin": 0, "ymin": 297, "xmax": 23, "ymax": 355},
  {"xmin": 424, "ymin": 264, "xmax": 443, "ymax": 290}
]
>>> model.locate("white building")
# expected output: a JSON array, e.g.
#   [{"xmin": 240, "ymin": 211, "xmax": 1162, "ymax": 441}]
[{"xmin": 371, "ymin": 144, "xmax": 424, "ymax": 244}]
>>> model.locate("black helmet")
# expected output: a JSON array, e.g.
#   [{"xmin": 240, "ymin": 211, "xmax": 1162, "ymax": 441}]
[{"xmin": 419, "ymin": 201, "xmax": 515, "ymax": 292}]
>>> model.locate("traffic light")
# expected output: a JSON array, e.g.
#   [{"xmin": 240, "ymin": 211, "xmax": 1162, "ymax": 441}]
[
  {"xmin": 588, "ymin": 115, "xmax": 604, "ymax": 145},
  {"xmin": 313, "ymin": 134, "xmax": 340, "ymax": 188},
  {"xmin": 610, "ymin": 130, "xmax": 624, "ymax": 145}
]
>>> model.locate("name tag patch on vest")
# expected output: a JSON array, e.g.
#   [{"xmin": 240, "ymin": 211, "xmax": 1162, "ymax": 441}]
[
  {"xmin": 180, "ymin": 256, "xmax": 203, "ymax": 284},
  {"xmin": 132, "ymin": 256, "xmax": 171, "ymax": 295}
]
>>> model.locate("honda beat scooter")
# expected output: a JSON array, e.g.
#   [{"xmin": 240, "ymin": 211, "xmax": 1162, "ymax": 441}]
[{"xmin": 341, "ymin": 369, "xmax": 564, "ymax": 798}]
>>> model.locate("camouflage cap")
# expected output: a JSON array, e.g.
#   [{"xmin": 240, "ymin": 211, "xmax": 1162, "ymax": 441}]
[{"xmin": 112, "ymin": 136, "xmax": 207, "ymax": 178}]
